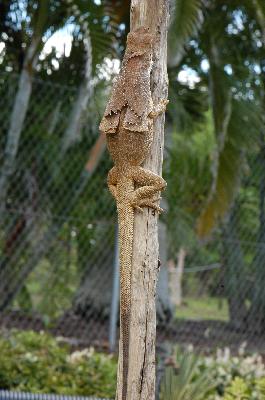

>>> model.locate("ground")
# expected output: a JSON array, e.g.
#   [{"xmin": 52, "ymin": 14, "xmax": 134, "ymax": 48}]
[
  {"xmin": 0, "ymin": 297, "xmax": 264, "ymax": 356},
  {"xmin": 175, "ymin": 297, "xmax": 228, "ymax": 322}
]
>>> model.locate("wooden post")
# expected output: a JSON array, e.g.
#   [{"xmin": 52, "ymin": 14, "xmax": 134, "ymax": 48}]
[{"xmin": 117, "ymin": 1, "xmax": 169, "ymax": 399}]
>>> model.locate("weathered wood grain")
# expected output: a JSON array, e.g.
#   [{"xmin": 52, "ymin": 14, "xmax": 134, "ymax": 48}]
[{"xmin": 121, "ymin": 2, "xmax": 170, "ymax": 399}]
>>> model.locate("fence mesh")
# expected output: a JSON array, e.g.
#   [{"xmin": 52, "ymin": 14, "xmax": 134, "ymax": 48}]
[{"xmin": 0, "ymin": 71, "xmax": 265, "ymax": 361}]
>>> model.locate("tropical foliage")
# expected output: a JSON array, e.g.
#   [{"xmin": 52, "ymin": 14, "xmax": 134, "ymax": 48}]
[
  {"xmin": 160, "ymin": 345, "xmax": 265, "ymax": 400},
  {"xmin": 1, "ymin": 0, "xmax": 265, "ymax": 362},
  {"xmin": 2, "ymin": 332, "xmax": 264, "ymax": 400},
  {"xmin": 160, "ymin": 346, "xmax": 216, "ymax": 400},
  {"xmin": 0, "ymin": 330, "xmax": 117, "ymax": 397}
]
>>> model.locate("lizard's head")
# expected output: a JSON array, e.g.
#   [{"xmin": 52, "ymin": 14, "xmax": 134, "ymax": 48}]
[{"xmin": 126, "ymin": 26, "xmax": 155, "ymax": 54}]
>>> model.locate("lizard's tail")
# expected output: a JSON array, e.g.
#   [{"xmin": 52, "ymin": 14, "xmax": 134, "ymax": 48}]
[{"xmin": 117, "ymin": 205, "xmax": 134, "ymax": 400}]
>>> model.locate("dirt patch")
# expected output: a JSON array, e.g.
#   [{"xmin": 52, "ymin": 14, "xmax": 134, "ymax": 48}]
[{"xmin": 1, "ymin": 310, "xmax": 264, "ymax": 355}]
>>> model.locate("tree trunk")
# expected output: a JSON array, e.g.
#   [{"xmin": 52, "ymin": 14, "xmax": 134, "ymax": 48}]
[
  {"xmin": 62, "ymin": 37, "xmax": 93, "ymax": 153},
  {"xmin": 0, "ymin": 220, "xmax": 61, "ymax": 311},
  {"xmin": 168, "ymin": 247, "xmax": 186, "ymax": 308},
  {"xmin": 115, "ymin": 2, "xmax": 169, "ymax": 399},
  {"xmin": 0, "ymin": 135, "xmax": 106, "ymax": 310},
  {"xmin": 247, "ymin": 133, "xmax": 265, "ymax": 333},
  {"xmin": 0, "ymin": 1, "xmax": 48, "ymax": 218},
  {"xmin": 248, "ymin": 2, "xmax": 265, "ymax": 334},
  {"xmin": 48, "ymin": 101, "xmax": 62, "ymax": 135},
  {"xmin": 156, "ymin": 219, "xmax": 173, "ymax": 324},
  {"xmin": 253, "ymin": 0, "xmax": 265, "ymax": 44},
  {"xmin": 0, "ymin": 46, "xmax": 36, "ymax": 217},
  {"xmin": 73, "ymin": 220, "xmax": 115, "ymax": 320},
  {"xmin": 73, "ymin": 246, "xmax": 114, "ymax": 321},
  {"xmin": 73, "ymin": 220, "xmax": 173, "ymax": 325},
  {"xmin": 221, "ymin": 205, "xmax": 247, "ymax": 330}
]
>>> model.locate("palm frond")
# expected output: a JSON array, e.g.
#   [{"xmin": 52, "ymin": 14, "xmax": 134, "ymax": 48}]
[
  {"xmin": 168, "ymin": 0, "xmax": 203, "ymax": 67},
  {"xmin": 168, "ymin": 75, "xmax": 208, "ymax": 131},
  {"xmin": 254, "ymin": 0, "xmax": 265, "ymax": 19},
  {"xmin": 165, "ymin": 118, "xmax": 214, "ymax": 254},
  {"xmin": 160, "ymin": 346, "xmax": 216, "ymax": 400},
  {"xmin": 197, "ymin": 29, "xmax": 246, "ymax": 239},
  {"xmin": 65, "ymin": 0, "xmax": 120, "ymax": 70},
  {"xmin": 209, "ymin": 61, "xmax": 232, "ymax": 148},
  {"xmin": 197, "ymin": 99, "xmax": 261, "ymax": 238}
]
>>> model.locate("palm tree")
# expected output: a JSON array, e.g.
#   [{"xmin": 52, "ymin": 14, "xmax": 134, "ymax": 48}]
[
  {"xmin": 166, "ymin": 0, "xmax": 264, "ymax": 330},
  {"xmin": 0, "ymin": 0, "xmax": 120, "ymax": 309}
]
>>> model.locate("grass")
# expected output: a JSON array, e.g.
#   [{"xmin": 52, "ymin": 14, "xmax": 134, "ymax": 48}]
[{"xmin": 175, "ymin": 297, "xmax": 229, "ymax": 322}]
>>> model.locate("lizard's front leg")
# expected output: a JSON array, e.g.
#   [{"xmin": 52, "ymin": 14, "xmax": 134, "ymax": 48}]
[
  {"xmin": 149, "ymin": 98, "xmax": 169, "ymax": 119},
  {"xmin": 130, "ymin": 166, "xmax": 166, "ymax": 213}
]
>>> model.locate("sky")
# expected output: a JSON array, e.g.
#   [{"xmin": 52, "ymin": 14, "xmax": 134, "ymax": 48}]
[
  {"xmin": 0, "ymin": 6, "xmax": 202, "ymax": 86},
  {"xmin": 43, "ymin": 26, "xmax": 74, "ymax": 58},
  {"xmin": 41, "ymin": 26, "xmax": 200, "ymax": 85}
]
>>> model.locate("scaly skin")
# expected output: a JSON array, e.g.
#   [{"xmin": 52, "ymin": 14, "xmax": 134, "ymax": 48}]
[
  {"xmin": 99, "ymin": 26, "xmax": 168, "ymax": 400},
  {"xmin": 107, "ymin": 105, "xmax": 167, "ymax": 400}
]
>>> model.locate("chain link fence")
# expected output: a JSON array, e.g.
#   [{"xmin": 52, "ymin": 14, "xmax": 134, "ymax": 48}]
[{"xmin": 0, "ymin": 71, "xmax": 265, "ymax": 361}]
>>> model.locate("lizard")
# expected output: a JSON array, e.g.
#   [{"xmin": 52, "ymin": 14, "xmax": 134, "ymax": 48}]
[{"xmin": 99, "ymin": 26, "xmax": 168, "ymax": 400}]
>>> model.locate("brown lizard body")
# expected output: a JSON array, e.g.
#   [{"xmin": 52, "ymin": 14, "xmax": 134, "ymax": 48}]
[{"xmin": 99, "ymin": 27, "xmax": 168, "ymax": 400}]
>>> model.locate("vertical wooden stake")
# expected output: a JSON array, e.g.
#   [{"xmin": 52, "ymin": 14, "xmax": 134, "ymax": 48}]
[{"xmin": 116, "ymin": 1, "xmax": 169, "ymax": 399}]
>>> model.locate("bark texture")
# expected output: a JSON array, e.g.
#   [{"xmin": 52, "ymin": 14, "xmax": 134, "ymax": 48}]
[{"xmin": 116, "ymin": 2, "xmax": 169, "ymax": 399}]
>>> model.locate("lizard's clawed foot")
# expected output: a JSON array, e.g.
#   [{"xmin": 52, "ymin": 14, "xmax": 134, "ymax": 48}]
[
  {"xmin": 149, "ymin": 99, "xmax": 169, "ymax": 118},
  {"xmin": 160, "ymin": 98, "xmax": 169, "ymax": 109},
  {"xmin": 132, "ymin": 198, "xmax": 164, "ymax": 214}
]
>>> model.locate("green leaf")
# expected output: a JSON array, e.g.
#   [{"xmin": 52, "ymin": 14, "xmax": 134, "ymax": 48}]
[
  {"xmin": 160, "ymin": 346, "xmax": 216, "ymax": 400},
  {"xmin": 0, "ymin": 330, "xmax": 117, "ymax": 397},
  {"xmin": 168, "ymin": 0, "xmax": 203, "ymax": 66},
  {"xmin": 223, "ymin": 377, "xmax": 251, "ymax": 400},
  {"xmin": 197, "ymin": 99, "xmax": 261, "ymax": 238}
]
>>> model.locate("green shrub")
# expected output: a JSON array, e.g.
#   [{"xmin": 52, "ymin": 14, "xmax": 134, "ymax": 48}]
[
  {"xmin": 160, "ymin": 346, "xmax": 216, "ymax": 400},
  {"xmin": 2, "ymin": 331, "xmax": 265, "ymax": 400},
  {"xmin": 223, "ymin": 377, "xmax": 251, "ymax": 400},
  {"xmin": 199, "ymin": 346, "xmax": 265, "ymax": 398},
  {"xmin": 223, "ymin": 376, "xmax": 265, "ymax": 400},
  {"xmin": 160, "ymin": 345, "xmax": 265, "ymax": 400},
  {"xmin": 0, "ymin": 330, "xmax": 116, "ymax": 398},
  {"xmin": 256, "ymin": 378, "xmax": 265, "ymax": 397}
]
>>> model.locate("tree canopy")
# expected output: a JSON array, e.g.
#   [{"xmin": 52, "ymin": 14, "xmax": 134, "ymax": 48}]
[{"xmin": 0, "ymin": 0, "xmax": 265, "ymax": 335}]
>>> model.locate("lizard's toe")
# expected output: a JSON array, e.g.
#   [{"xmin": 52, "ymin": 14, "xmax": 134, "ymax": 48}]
[
  {"xmin": 132, "ymin": 204, "xmax": 144, "ymax": 213},
  {"xmin": 160, "ymin": 98, "xmax": 169, "ymax": 111},
  {"xmin": 132, "ymin": 198, "xmax": 164, "ymax": 214}
]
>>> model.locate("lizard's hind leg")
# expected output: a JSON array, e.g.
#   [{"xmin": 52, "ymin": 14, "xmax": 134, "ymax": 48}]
[
  {"xmin": 130, "ymin": 166, "xmax": 166, "ymax": 212},
  {"xmin": 107, "ymin": 166, "xmax": 119, "ymax": 200},
  {"xmin": 133, "ymin": 198, "xmax": 163, "ymax": 214}
]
